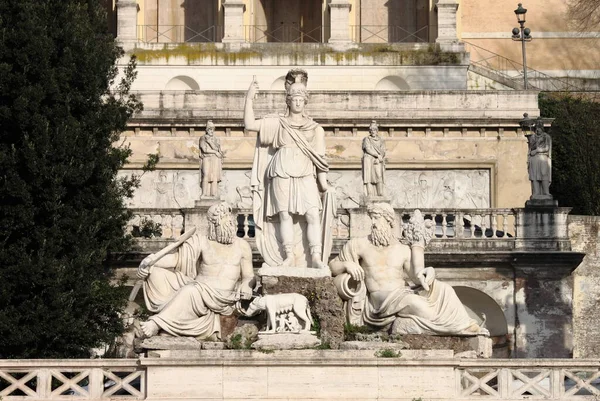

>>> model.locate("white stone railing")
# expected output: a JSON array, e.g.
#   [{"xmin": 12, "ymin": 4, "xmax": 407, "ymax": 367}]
[
  {"xmin": 126, "ymin": 207, "xmax": 516, "ymax": 243},
  {"xmin": 127, "ymin": 208, "xmax": 184, "ymax": 240},
  {"xmin": 0, "ymin": 359, "xmax": 144, "ymax": 400},
  {"xmin": 398, "ymin": 208, "xmax": 516, "ymax": 239},
  {"xmin": 457, "ymin": 359, "xmax": 600, "ymax": 399},
  {"xmin": 2, "ymin": 357, "xmax": 599, "ymax": 400},
  {"xmin": 235, "ymin": 208, "xmax": 350, "ymax": 240}
]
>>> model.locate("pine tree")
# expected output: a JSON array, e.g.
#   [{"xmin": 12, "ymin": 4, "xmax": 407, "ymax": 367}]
[
  {"xmin": 0, "ymin": 0, "xmax": 141, "ymax": 358},
  {"xmin": 539, "ymin": 93, "xmax": 600, "ymax": 215}
]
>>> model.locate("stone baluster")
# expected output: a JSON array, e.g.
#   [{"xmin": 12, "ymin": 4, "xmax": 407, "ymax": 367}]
[
  {"xmin": 468, "ymin": 215, "xmax": 475, "ymax": 238},
  {"xmin": 502, "ymin": 213, "xmax": 509, "ymax": 238},
  {"xmin": 456, "ymin": 211, "xmax": 464, "ymax": 238},
  {"xmin": 242, "ymin": 213, "xmax": 250, "ymax": 238},
  {"xmin": 441, "ymin": 212, "xmax": 448, "ymax": 238},
  {"xmin": 491, "ymin": 212, "xmax": 498, "ymax": 238},
  {"xmin": 480, "ymin": 213, "xmax": 487, "ymax": 238}
]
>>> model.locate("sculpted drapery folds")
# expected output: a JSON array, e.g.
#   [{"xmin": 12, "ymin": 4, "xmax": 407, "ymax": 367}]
[
  {"xmin": 329, "ymin": 203, "xmax": 487, "ymax": 336},
  {"xmin": 199, "ymin": 120, "xmax": 224, "ymax": 198},
  {"xmin": 362, "ymin": 120, "xmax": 386, "ymax": 197},
  {"xmin": 527, "ymin": 118, "xmax": 552, "ymax": 198},
  {"xmin": 136, "ymin": 202, "xmax": 255, "ymax": 339},
  {"xmin": 245, "ymin": 69, "xmax": 334, "ymax": 269}
]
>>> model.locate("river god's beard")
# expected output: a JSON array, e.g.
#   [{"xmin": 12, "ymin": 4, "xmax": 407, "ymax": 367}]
[
  {"xmin": 208, "ymin": 216, "xmax": 236, "ymax": 244},
  {"xmin": 370, "ymin": 222, "xmax": 393, "ymax": 247}
]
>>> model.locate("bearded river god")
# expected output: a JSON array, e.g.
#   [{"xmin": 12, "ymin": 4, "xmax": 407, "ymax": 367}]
[
  {"xmin": 245, "ymin": 69, "xmax": 335, "ymax": 269},
  {"xmin": 135, "ymin": 202, "xmax": 255, "ymax": 339},
  {"xmin": 329, "ymin": 203, "xmax": 488, "ymax": 336}
]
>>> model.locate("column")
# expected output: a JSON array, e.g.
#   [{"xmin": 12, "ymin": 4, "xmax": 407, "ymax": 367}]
[
  {"xmin": 329, "ymin": 0, "xmax": 352, "ymax": 43},
  {"xmin": 222, "ymin": 0, "xmax": 245, "ymax": 43},
  {"xmin": 116, "ymin": 0, "xmax": 138, "ymax": 48},
  {"xmin": 435, "ymin": 0, "xmax": 459, "ymax": 43}
]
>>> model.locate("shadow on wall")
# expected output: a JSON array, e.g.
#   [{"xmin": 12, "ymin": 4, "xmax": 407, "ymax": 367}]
[
  {"xmin": 454, "ymin": 286, "xmax": 510, "ymax": 358},
  {"xmin": 182, "ymin": 0, "xmax": 219, "ymax": 42},
  {"xmin": 165, "ymin": 76, "xmax": 200, "ymax": 91},
  {"xmin": 376, "ymin": 76, "xmax": 410, "ymax": 90}
]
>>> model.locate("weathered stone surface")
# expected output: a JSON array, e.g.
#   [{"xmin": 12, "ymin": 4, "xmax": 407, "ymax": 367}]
[
  {"xmin": 251, "ymin": 333, "xmax": 321, "ymax": 350},
  {"xmin": 257, "ymin": 266, "xmax": 331, "ymax": 278},
  {"xmin": 345, "ymin": 334, "xmax": 492, "ymax": 357},
  {"xmin": 260, "ymin": 276, "xmax": 345, "ymax": 349},
  {"xmin": 225, "ymin": 324, "xmax": 259, "ymax": 350},
  {"xmin": 340, "ymin": 341, "xmax": 407, "ymax": 351},
  {"xmin": 219, "ymin": 314, "xmax": 239, "ymax": 340},
  {"xmin": 139, "ymin": 336, "xmax": 202, "ymax": 350},
  {"xmin": 201, "ymin": 341, "xmax": 225, "ymax": 350},
  {"xmin": 569, "ymin": 215, "xmax": 600, "ymax": 358}
]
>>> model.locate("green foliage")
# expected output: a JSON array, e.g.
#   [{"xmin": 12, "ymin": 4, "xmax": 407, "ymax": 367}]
[
  {"xmin": 539, "ymin": 93, "xmax": 600, "ymax": 215},
  {"xmin": 131, "ymin": 218, "xmax": 162, "ymax": 239},
  {"xmin": 229, "ymin": 334, "xmax": 243, "ymax": 349},
  {"xmin": 314, "ymin": 342, "xmax": 331, "ymax": 350},
  {"xmin": 0, "ymin": 0, "xmax": 142, "ymax": 358},
  {"xmin": 227, "ymin": 333, "xmax": 253, "ymax": 350},
  {"xmin": 344, "ymin": 323, "xmax": 371, "ymax": 337},
  {"xmin": 374, "ymin": 348, "xmax": 402, "ymax": 358}
]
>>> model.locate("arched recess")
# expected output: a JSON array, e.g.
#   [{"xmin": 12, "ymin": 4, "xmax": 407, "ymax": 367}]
[
  {"xmin": 165, "ymin": 76, "xmax": 200, "ymax": 91},
  {"xmin": 375, "ymin": 76, "xmax": 410, "ymax": 91},
  {"xmin": 453, "ymin": 286, "xmax": 508, "ymax": 337},
  {"xmin": 270, "ymin": 76, "xmax": 286, "ymax": 90}
]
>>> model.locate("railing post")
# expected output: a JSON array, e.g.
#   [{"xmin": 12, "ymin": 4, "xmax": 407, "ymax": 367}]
[
  {"xmin": 329, "ymin": 0, "xmax": 352, "ymax": 43},
  {"xmin": 116, "ymin": 0, "xmax": 138, "ymax": 50},
  {"xmin": 89, "ymin": 368, "xmax": 105, "ymax": 399},
  {"xmin": 222, "ymin": 0, "xmax": 246, "ymax": 43},
  {"xmin": 37, "ymin": 368, "xmax": 51, "ymax": 399}
]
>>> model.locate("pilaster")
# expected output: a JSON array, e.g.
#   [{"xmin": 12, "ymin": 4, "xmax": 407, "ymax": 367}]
[
  {"xmin": 222, "ymin": 0, "xmax": 246, "ymax": 43},
  {"xmin": 116, "ymin": 0, "xmax": 138, "ymax": 50},
  {"xmin": 436, "ymin": 0, "xmax": 462, "ymax": 51},
  {"xmin": 329, "ymin": 0, "xmax": 352, "ymax": 43}
]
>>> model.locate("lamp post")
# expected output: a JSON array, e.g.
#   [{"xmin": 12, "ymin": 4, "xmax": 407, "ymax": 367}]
[{"xmin": 511, "ymin": 3, "xmax": 532, "ymax": 89}]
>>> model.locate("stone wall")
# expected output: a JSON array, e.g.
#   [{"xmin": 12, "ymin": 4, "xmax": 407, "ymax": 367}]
[{"xmin": 569, "ymin": 215, "xmax": 600, "ymax": 358}]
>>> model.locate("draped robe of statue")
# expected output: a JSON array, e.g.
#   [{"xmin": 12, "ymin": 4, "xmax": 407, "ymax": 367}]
[
  {"xmin": 143, "ymin": 234, "xmax": 240, "ymax": 338},
  {"xmin": 362, "ymin": 135, "xmax": 386, "ymax": 188},
  {"xmin": 199, "ymin": 135, "xmax": 223, "ymax": 185},
  {"xmin": 250, "ymin": 114, "xmax": 331, "ymax": 267},
  {"xmin": 336, "ymin": 238, "xmax": 478, "ymax": 335},
  {"xmin": 528, "ymin": 131, "xmax": 552, "ymax": 184}
]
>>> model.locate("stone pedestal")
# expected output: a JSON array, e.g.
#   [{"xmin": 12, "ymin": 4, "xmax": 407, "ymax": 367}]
[
  {"xmin": 222, "ymin": 0, "xmax": 245, "ymax": 43},
  {"xmin": 182, "ymin": 198, "xmax": 221, "ymax": 234},
  {"xmin": 116, "ymin": 0, "xmax": 137, "ymax": 50},
  {"xmin": 436, "ymin": 0, "xmax": 462, "ymax": 51},
  {"xmin": 258, "ymin": 271, "xmax": 345, "ymax": 348},
  {"xmin": 515, "ymin": 206, "xmax": 572, "ymax": 251},
  {"xmin": 328, "ymin": 0, "xmax": 352, "ymax": 43},
  {"xmin": 252, "ymin": 333, "xmax": 320, "ymax": 350}
]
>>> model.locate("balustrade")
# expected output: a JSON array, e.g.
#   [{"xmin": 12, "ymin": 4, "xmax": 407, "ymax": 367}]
[
  {"xmin": 127, "ymin": 209, "xmax": 184, "ymax": 240},
  {"xmin": 0, "ymin": 360, "xmax": 144, "ymax": 400},
  {"xmin": 2, "ymin": 358, "xmax": 599, "ymax": 400},
  {"xmin": 397, "ymin": 208, "xmax": 516, "ymax": 240}
]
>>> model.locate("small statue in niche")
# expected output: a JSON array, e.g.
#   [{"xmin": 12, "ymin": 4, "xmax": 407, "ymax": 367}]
[
  {"xmin": 199, "ymin": 120, "xmax": 224, "ymax": 198},
  {"xmin": 362, "ymin": 120, "xmax": 386, "ymax": 197},
  {"xmin": 526, "ymin": 117, "xmax": 552, "ymax": 199},
  {"xmin": 246, "ymin": 293, "xmax": 313, "ymax": 333}
]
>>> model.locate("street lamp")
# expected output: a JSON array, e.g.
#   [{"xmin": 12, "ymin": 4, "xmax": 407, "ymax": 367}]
[{"xmin": 511, "ymin": 3, "xmax": 532, "ymax": 89}]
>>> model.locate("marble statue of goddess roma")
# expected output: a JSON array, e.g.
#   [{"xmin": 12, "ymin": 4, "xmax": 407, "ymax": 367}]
[
  {"xmin": 245, "ymin": 69, "xmax": 334, "ymax": 269},
  {"xmin": 329, "ymin": 203, "xmax": 487, "ymax": 335},
  {"xmin": 136, "ymin": 202, "xmax": 255, "ymax": 339}
]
